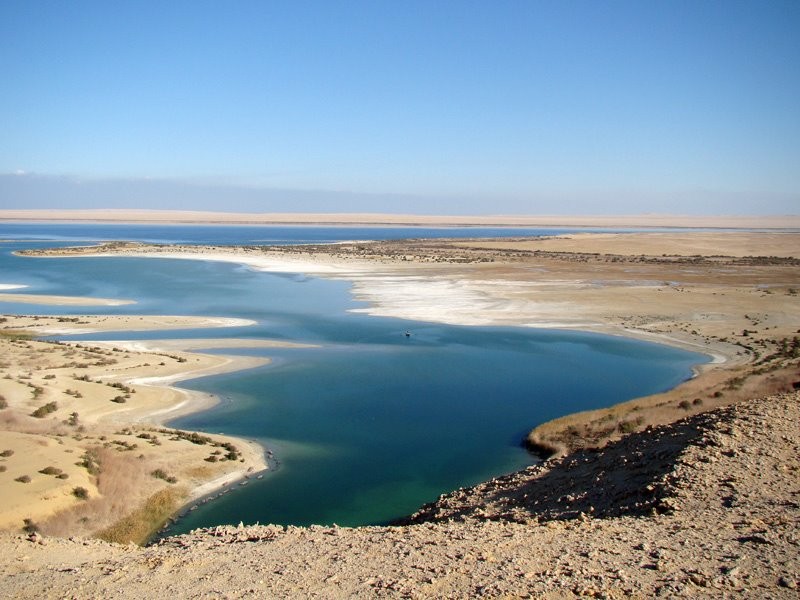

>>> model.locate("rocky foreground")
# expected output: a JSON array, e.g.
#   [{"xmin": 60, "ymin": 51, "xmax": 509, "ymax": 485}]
[{"xmin": 0, "ymin": 392, "xmax": 797, "ymax": 598}]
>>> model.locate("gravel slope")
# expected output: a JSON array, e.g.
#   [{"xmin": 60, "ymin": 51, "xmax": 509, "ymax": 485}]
[{"xmin": 2, "ymin": 392, "xmax": 798, "ymax": 598}]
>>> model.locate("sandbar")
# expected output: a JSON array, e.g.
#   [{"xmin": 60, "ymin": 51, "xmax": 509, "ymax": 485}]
[{"xmin": 0, "ymin": 293, "xmax": 135, "ymax": 306}]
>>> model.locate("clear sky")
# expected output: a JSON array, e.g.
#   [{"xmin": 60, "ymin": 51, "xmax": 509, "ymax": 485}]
[{"xmin": 1, "ymin": 0, "xmax": 798, "ymax": 215}]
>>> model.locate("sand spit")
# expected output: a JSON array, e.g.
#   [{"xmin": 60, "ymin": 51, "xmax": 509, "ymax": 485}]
[
  {"xmin": 0, "ymin": 313, "xmax": 255, "ymax": 336},
  {"xmin": 0, "ymin": 292, "xmax": 135, "ymax": 306},
  {"xmin": 2, "ymin": 392, "xmax": 798, "ymax": 598}
]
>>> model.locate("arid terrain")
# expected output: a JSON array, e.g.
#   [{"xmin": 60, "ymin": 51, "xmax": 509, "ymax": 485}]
[
  {"xmin": 1, "ymin": 392, "xmax": 798, "ymax": 598},
  {"xmin": 2, "ymin": 228, "xmax": 799, "ymax": 597},
  {"xmin": 0, "ymin": 314, "xmax": 309, "ymax": 543}
]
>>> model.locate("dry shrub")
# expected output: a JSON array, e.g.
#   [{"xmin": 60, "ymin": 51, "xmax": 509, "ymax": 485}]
[
  {"xmin": 40, "ymin": 446, "xmax": 150, "ymax": 539},
  {"xmin": 41, "ymin": 446, "xmax": 191, "ymax": 543},
  {"xmin": 0, "ymin": 412, "xmax": 65, "ymax": 436},
  {"xmin": 30, "ymin": 401, "xmax": 58, "ymax": 418},
  {"xmin": 39, "ymin": 466, "xmax": 63, "ymax": 475},
  {"xmin": 96, "ymin": 487, "xmax": 185, "ymax": 545}
]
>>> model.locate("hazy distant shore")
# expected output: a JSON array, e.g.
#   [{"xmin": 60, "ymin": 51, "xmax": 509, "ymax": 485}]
[{"xmin": 2, "ymin": 208, "xmax": 800, "ymax": 230}]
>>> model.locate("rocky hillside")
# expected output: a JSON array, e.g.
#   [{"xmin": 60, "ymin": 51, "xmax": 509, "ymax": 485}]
[{"xmin": 2, "ymin": 392, "xmax": 798, "ymax": 598}]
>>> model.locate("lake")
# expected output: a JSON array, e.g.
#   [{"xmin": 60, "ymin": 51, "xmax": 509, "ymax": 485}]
[{"xmin": 0, "ymin": 223, "xmax": 708, "ymax": 532}]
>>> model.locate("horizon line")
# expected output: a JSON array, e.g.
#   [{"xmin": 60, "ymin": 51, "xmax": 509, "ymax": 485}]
[{"xmin": 1, "ymin": 209, "xmax": 799, "ymax": 230}]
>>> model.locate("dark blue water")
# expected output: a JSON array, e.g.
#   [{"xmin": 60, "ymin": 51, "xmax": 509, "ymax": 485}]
[
  {"xmin": 168, "ymin": 328, "xmax": 701, "ymax": 531},
  {"xmin": 0, "ymin": 224, "xmax": 709, "ymax": 531}
]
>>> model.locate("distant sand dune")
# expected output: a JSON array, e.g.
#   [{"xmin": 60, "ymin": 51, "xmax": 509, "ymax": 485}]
[{"xmin": 1, "ymin": 208, "xmax": 799, "ymax": 229}]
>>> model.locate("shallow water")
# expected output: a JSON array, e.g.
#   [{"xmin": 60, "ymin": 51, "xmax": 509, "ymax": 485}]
[{"xmin": 0, "ymin": 224, "xmax": 709, "ymax": 531}]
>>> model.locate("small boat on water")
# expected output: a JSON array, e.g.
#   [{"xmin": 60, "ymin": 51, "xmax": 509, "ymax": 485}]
[{"xmin": 404, "ymin": 330, "xmax": 411, "ymax": 337}]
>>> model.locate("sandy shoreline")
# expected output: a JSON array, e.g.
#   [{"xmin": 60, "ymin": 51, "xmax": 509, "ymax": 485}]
[
  {"xmin": 0, "ymin": 313, "xmax": 303, "ymax": 542},
  {"xmin": 0, "ymin": 292, "xmax": 136, "ymax": 306}
]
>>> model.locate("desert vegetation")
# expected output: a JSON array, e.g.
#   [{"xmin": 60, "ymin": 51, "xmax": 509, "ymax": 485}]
[{"xmin": 0, "ymin": 315, "xmax": 266, "ymax": 541}]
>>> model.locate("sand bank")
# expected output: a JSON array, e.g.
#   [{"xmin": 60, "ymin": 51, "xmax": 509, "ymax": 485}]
[
  {"xmin": 0, "ymin": 313, "xmax": 255, "ymax": 336},
  {"xmin": 113, "ymin": 249, "xmax": 363, "ymax": 275},
  {"xmin": 0, "ymin": 293, "xmax": 135, "ymax": 306}
]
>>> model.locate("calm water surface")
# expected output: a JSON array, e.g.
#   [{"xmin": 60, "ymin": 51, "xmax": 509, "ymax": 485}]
[{"xmin": 0, "ymin": 224, "xmax": 709, "ymax": 531}]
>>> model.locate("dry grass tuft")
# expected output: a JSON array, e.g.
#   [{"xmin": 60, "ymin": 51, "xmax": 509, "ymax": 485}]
[
  {"xmin": 40, "ymin": 445, "xmax": 195, "ymax": 543},
  {"xmin": 96, "ymin": 487, "xmax": 185, "ymax": 545},
  {"xmin": 528, "ymin": 364, "xmax": 800, "ymax": 458},
  {"xmin": 41, "ymin": 446, "xmax": 151, "ymax": 538}
]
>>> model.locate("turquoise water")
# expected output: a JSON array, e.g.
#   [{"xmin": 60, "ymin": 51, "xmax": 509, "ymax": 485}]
[
  {"xmin": 169, "ymin": 328, "xmax": 701, "ymax": 531},
  {"xmin": 0, "ymin": 225, "xmax": 709, "ymax": 532}
]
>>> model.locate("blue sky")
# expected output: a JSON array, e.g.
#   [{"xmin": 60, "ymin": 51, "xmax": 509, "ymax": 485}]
[{"xmin": 1, "ymin": 1, "xmax": 798, "ymax": 214}]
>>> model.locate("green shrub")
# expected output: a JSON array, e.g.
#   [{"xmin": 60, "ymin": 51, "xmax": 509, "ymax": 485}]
[
  {"xmin": 72, "ymin": 487, "xmax": 89, "ymax": 500},
  {"xmin": 15, "ymin": 475, "xmax": 31, "ymax": 483}
]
